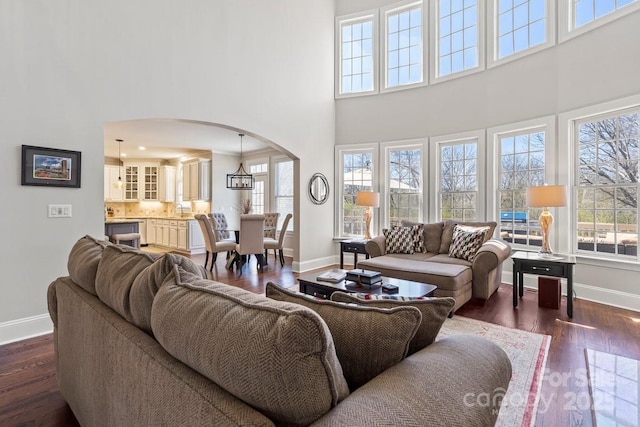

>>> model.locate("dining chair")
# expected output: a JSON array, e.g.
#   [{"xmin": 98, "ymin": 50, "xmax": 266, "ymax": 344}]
[
  {"xmin": 263, "ymin": 212, "xmax": 280, "ymax": 239},
  {"xmin": 264, "ymin": 213, "xmax": 292, "ymax": 267},
  {"xmin": 195, "ymin": 214, "xmax": 236, "ymax": 271},
  {"xmin": 209, "ymin": 212, "xmax": 236, "ymax": 243},
  {"xmin": 233, "ymin": 214, "xmax": 266, "ymax": 271}
]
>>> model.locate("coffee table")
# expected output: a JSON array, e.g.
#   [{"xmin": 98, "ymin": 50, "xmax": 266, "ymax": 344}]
[{"xmin": 298, "ymin": 270, "xmax": 437, "ymax": 300}]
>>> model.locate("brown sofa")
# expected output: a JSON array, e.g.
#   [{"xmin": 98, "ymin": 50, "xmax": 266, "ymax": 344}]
[
  {"xmin": 47, "ymin": 235, "xmax": 512, "ymax": 426},
  {"xmin": 358, "ymin": 220, "xmax": 512, "ymax": 312}
]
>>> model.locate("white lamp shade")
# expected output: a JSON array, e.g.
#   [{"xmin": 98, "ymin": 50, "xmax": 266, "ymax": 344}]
[
  {"xmin": 356, "ymin": 191, "xmax": 380, "ymax": 207},
  {"xmin": 526, "ymin": 185, "xmax": 567, "ymax": 208}
]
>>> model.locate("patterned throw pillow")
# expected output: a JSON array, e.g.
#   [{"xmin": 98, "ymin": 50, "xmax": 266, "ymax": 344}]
[
  {"xmin": 411, "ymin": 224, "xmax": 426, "ymax": 253},
  {"xmin": 448, "ymin": 225, "xmax": 490, "ymax": 262},
  {"xmin": 383, "ymin": 226, "xmax": 415, "ymax": 254}
]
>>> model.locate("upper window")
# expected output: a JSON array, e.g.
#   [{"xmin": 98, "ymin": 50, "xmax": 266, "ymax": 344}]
[
  {"xmin": 274, "ymin": 159, "xmax": 294, "ymax": 232},
  {"xmin": 575, "ymin": 0, "xmax": 637, "ymax": 28},
  {"xmin": 559, "ymin": 0, "xmax": 640, "ymax": 41},
  {"xmin": 435, "ymin": 0, "xmax": 482, "ymax": 79},
  {"xmin": 575, "ymin": 109, "xmax": 639, "ymax": 259},
  {"xmin": 382, "ymin": 1, "xmax": 425, "ymax": 91},
  {"xmin": 336, "ymin": 11, "xmax": 378, "ymax": 97},
  {"xmin": 488, "ymin": 0, "xmax": 554, "ymax": 67},
  {"xmin": 384, "ymin": 143, "xmax": 423, "ymax": 226}
]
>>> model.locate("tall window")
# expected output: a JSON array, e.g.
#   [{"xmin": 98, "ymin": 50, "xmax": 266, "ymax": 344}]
[
  {"xmin": 274, "ymin": 159, "xmax": 293, "ymax": 232},
  {"xmin": 341, "ymin": 149, "xmax": 375, "ymax": 236},
  {"xmin": 250, "ymin": 162, "xmax": 268, "ymax": 214},
  {"xmin": 498, "ymin": 129, "xmax": 546, "ymax": 247},
  {"xmin": 497, "ymin": 0, "xmax": 546, "ymax": 58},
  {"xmin": 437, "ymin": 0, "xmax": 479, "ymax": 77},
  {"xmin": 439, "ymin": 140, "xmax": 478, "ymax": 221},
  {"xmin": 337, "ymin": 12, "xmax": 377, "ymax": 96},
  {"xmin": 575, "ymin": 110, "xmax": 639, "ymax": 258},
  {"xmin": 574, "ymin": 0, "xmax": 637, "ymax": 28},
  {"xmin": 383, "ymin": 1, "xmax": 423, "ymax": 89},
  {"xmin": 386, "ymin": 145, "xmax": 422, "ymax": 226}
]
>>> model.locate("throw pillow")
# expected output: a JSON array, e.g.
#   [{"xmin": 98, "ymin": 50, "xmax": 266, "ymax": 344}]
[
  {"xmin": 448, "ymin": 225, "xmax": 490, "ymax": 262},
  {"xmin": 152, "ymin": 267, "xmax": 349, "ymax": 426},
  {"xmin": 330, "ymin": 292, "xmax": 455, "ymax": 355},
  {"xmin": 440, "ymin": 220, "xmax": 496, "ymax": 254},
  {"xmin": 265, "ymin": 282, "xmax": 422, "ymax": 391},
  {"xmin": 411, "ymin": 224, "xmax": 426, "ymax": 253},
  {"xmin": 383, "ymin": 226, "xmax": 416, "ymax": 254}
]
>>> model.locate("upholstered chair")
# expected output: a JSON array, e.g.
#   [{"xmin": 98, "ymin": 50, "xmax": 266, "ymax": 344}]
[
  {"xmin": 263, "ymin": 212, "xmax": 280, "ymax": 239},
  {"xmin": 208, "ymin": 212, "xmax": 235, "ymax": 243},
  {"xmin": 234, "ymin": 214, "xmax": 266, "ymax": 271},
  {"xmin": 195, "ymin": 214, "xmax": 236, "ymax": 271},
  {"xmin": 264, "ymin": 213, "xmax": 292, "ymax": 267}
]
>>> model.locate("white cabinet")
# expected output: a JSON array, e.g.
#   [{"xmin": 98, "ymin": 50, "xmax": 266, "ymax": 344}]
[
  {"xmin": 138, "ymin": 220, "xmax": 147, "ymax": 245},
  {"xmin": 162, "ymin": 220, "xmax": 170, "ymax": 246},
  {"xmin": 142, "ymin": 165, "xmax": 159, "ymax": 200},
  {"xmin": 182, "ymin": 159, "xmax": 211, "ymax": 201},
  {"xmin": 188, "ymin": 220, "xmax": 205, "ymax": 251},
  {"xmin": 178, "ymin": 221, "xmax": 188, "ymax": 250},
  {"xmin": 169, "ymin": 220, "xmax": 178, "ymax": 248},
  {"xmin": 147, "ymin": 219, "xmax": 157, "ymax": 245},
  {"xmin": 104, "ymin": 165, "xmax": 124, "ymax": 202},
  {"xmin": 158, "ymin": 165, "xmax": 176, "ymax": 202},
  {"xmin": 124, "ymin": 164, "xmax": 140, "ymax": 201}
]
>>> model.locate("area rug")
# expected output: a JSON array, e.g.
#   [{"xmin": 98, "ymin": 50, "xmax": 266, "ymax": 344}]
[
  {"xmin": 585, "ymin": 348, "xmax": 640, "ymax": 427},
  {"xmin": 437, "ymin": 316, "xmax": 551, "ymax": 427}
]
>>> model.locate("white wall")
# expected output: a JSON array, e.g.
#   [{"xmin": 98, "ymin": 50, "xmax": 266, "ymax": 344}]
[
  {"xmin": 0, "ymin": 0, "xmax": 336, "ymax": 343},
  {"xmin": 335, "ymin": 1, "xmax": 640, "ymax": 311}
]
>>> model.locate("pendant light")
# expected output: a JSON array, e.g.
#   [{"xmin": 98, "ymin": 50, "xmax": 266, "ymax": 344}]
[
  {"xmin": 113, "ymin": 139, "xmax": 124, "ymax": 189},
  {"xmin": 226, "ymin": 133, "xmax": 254, "ymax": 190}
]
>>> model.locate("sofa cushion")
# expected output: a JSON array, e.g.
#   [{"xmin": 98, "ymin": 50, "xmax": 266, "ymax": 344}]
[
  {"xmin": 95, "ymin": 245, "xmax": 158, "ymax": 322},
  {"xmin": 152, "ymin": 267, "xmax": 350, "ymax": 426},
  {"xmin": 129, "ymin": 253, "xmax": 205, "ymax": 333},
  {"xmin": 402, "ymin": 220, "xmax": 444, "ymax": 254},
  {"xmin": 265, "ymin": 282, "xmax": 421, "ymax": 391},
  {"xmin": 439, "ymin": 220, "xmax": 496, "ymax": 254},
  {"xmin": 383, "ymin": 226, "xmax": 415, "ymax": 254},
  {"xmin": 67, "ymin": 235, "xmax": 110, "ymax": 296},
  {"xmin": 448, "ymin": 225, "xmax": 490, "ymax": 262},
  {"xmin": 330, "ymin": 292, "xmax": 455, "ymax": 355}
]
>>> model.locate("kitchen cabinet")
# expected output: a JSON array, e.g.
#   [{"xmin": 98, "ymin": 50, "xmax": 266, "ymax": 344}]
[
  {"xmin": 146, "ymin": 219, "xmax": 156, "ymax": 245},
  {"xmin": 144, "ymin": 218, "xmax": 205, "ymax": 254},
  {"xmin": 104, "ymin": 165, "xmax": 124, "ymax": 202},
  {"xmin": 158, "ymin": 165, "xmax": 176, "ymax": 202},
  {"xmin": 178, "ymin": 221, "xmax": 188, "ymax": 250},
  {"xmin": 169, "ymin": 220, "xmax": 178, "ymax": 248},
  {"xmin": 142, "ymin": 165, "xmax": 159, "ymax": 200},
  {"xmin": 182, "ymin": 159, "xmax": 210, "ymax": 201},
  {"xmin": 124, "ymin": 165, "xmax": 139, "ymax": 201},
  {"xmin": 188, "ymin": 220, "xmax": 205, "ymax": 251},
  {"xmin": 161, "ymin": 220, "xmax": 170, "ymax": 247},
  {"xmin": 138, "ymin": 220, "xmax": 147, "ymax": 246}
]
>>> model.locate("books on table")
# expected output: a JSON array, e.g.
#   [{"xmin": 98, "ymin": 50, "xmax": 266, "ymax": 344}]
[
  {"xmin": 316, "ymin": 269, "xmax": 347, "ymax": 283},
  {"xmin": 345, "ymin": 269, "xmax": 382, "ymax": 285}
]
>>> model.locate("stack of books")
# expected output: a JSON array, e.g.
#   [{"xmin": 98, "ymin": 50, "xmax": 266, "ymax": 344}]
[
  {"xmin": 345, "ymin": 269, "xmax": 382, "ymax": 286},
  {"xmin": 316, "ymin": 269, "xmax": 347, "ymax": 283}
]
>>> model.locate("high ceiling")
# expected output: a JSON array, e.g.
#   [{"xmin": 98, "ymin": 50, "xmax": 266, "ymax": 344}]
[{"xmin": 104, "ymin": 119, "xmax": 271, "ymax": 160}]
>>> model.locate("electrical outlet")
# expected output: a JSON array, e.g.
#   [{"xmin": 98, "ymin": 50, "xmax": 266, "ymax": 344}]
[{"xmin": 48, "ymin": 204, "xmax": 72, "ymax": 218}]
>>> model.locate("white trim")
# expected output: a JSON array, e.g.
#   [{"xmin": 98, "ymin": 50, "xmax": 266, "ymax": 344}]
[
  {"xmin": 292, "ymin": 255, "xmax": 336, "ymax": 273},
  {"xmin": 0, "ymin": 313, "xmax": 53, "ymax": 345},
  {"xmin": 429, "ymin": 130, "xmax": 486, "ymax": 222},
  {"xmin": 380, "ymin": 139, "xmax": 427, "ymax": 228},
  {"xmin": 429, "ymin": 0, "xmax": 486, "ymax": 85},
  {"xmin": 380, "ymin": 0, "xmax": 428, "ymax": 93},
  {"xmin": 559, "ymin": 0, "xmax": 640, "ymax": 43},
  {"xmin": 335, "ymin": 9, "xmax": 380, "ymax": 98},
  {"xmin": 487, "ymin": 0, "xmax": 556, "ymax": 69},
  {"xmin": 501, "ymin": 269, "xmax": 640, "ymax": 313}
]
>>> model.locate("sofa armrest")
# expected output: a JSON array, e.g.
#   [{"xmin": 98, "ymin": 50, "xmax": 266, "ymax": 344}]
[
  {"xmin": 365, "ymin": 235, "xmax": 386, "ymax": 257},
  {"xmin": 471, "ymin": 239, "xmax": 512, "ymax": 300},
  {"xmin": 311, "ymin": 334, "xmax": 512, "ymax": 427}
]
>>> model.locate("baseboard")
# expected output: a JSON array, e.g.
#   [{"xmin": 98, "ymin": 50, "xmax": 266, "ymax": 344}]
[
  {"xmin": 502, "ymin": 272, "xmax": 640, "ymax": 313},
  {"xmin": 0, "ymin": 313, "xmax": 53, "ymax": 345},
  {"xmin": 292, "ymin": 255, "xmax": 336, "ymax": 273}
]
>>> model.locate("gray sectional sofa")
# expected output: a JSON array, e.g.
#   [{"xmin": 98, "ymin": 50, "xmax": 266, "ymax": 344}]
[
  {"xmin": 48, "ymin": 235, "xmax": 512, "ymax": 426},
  {"xmin": 358, "ymin": 220, "xmax": 512, "ymax": 312}
]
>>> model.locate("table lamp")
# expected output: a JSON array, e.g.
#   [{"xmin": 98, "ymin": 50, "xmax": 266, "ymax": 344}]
[
  {"xmin": 356, "ymin": 191, "xmax": 380, "ymax": 239},
  {"xmin": 526, "ymin": 184, "xmax": 567, "ymax": 256}
]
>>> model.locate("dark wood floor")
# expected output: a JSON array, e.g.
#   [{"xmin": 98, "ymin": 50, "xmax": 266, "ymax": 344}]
[{"xmin": 1, "ymin": 251, "xmax": 639, "ymax": 427}]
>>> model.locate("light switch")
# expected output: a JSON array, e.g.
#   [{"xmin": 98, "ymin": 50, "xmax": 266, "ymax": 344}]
[{"xmin": 48, "ymin": 204, "xmax": 72, "ymax": 218}]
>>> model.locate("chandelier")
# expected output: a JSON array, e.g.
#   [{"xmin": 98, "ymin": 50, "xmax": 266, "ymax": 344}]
[{"xmin": 226, "ymin": 133, "xmax": 254, "ymax": 190}]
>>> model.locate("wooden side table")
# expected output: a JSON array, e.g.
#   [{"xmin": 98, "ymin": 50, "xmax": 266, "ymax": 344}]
[
  {"xmin": 512, "ymin": 251, "xmax": 576, "ymax": 318},
  {"xmin": 340, "ymin": 240, "xmax": 369, "ymax": 269}
]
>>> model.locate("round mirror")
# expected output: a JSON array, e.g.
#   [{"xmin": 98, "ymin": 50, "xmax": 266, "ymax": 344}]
[{"xmin": 309, "ymin": 173, "xmax": 329, "ymax": 205}]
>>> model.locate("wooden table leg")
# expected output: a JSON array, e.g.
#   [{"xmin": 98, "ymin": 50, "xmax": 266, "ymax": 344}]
[{"xmin": 513, "ymin": 261, "xmax": 518, "ymax": 308}]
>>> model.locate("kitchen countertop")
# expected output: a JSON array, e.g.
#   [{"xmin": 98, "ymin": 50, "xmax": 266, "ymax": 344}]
[{"xmin": 105, "ymin": 216, "xmax": 197, "ymax": 223}]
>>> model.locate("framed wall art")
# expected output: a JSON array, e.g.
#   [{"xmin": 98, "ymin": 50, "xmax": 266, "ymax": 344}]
[{"xmin": 21, "ymin": 145, "xmax": 82, "ymax": 188}]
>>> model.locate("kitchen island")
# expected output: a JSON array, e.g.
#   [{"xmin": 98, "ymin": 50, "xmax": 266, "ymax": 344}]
[
  {"xmin": 104, "ymin": 219, "xmax": 140, "ymax": 243},
  {"xmin": 106, "ymin": 217, "xmax": 205, "ymax": 255}
]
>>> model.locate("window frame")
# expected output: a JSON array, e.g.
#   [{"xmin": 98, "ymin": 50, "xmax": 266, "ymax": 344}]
[
  {"xmin": 380, "ymin": 0, "xmax": 428, "ymax": 93},
  {"xmin": 487, "ymin": 0, "xmax": 556, "ymax": 69},
  {"xmin": 272, "ymin": 156, "xmax": 294, "ymax": 232},
  {"xmin": 558, "ymin": 0, "xmax": 640, "ymax": 42},
  {"xmin": 335, "ymin": 9, "xmax": 380, "ymax": 98},
  {"xmin": 487, "ymin": 116, "xmax": 557, "ymax": 248},
  {"xmin": 429, "ymin": 0, "xmax": 486, "ymax": 84},
  {"xmin": 381, "ymin": 139, "xmax": 427, "ymax": 227},
  {"xmin": 429, "ymin": 130, "xmax": 486, "ymax": 222},
  {"xmin": 335, "ymin": 144, "xmax": 379, "ymax": 238}
]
